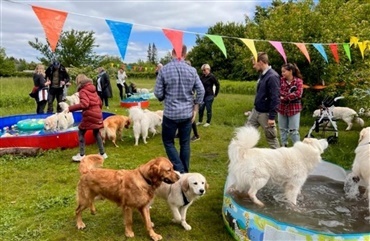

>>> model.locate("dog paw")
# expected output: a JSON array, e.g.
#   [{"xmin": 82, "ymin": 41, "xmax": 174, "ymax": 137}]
[
  {"xmin": 125, "ymin": 230, "xmax": 135, "ymax": 238},
  {"xmin": 150, "ymin": 233, "xmax": 162, "ymax": 241},
  {"xmin": 182, "ymin": 222, "xmax": 192, "ymax": 231},
  {"xmin": 77, "ymin": 222, "xmax": 86, "ymax": 230},
  {"xmin": 171, "ymin": 218, "xmax": 181, "ymax": 224}
]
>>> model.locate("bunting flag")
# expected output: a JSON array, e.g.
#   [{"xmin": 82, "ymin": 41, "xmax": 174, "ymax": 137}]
[
  {"xmin": 106, "ymin": 20, "xmax": 133, "ymax": 61},
  {"xmin": 162, "ymin": 29, "xmax": 183, "ymax": 59},
  {"xmin": 343, "ymin": 43, "xmax": 352, "ymax": 62},
  {"xmin": 32, "ymin": 6, "xmax": 68, "ymax": 52},
  {"xmin": 206, "ymin": 34, "xmax": 227, "ymax": 58},
  {"xmin": 312, "ymin": 43, "xmax": 328, "ymax": 63},
  {"xmin": 329, "ymin": 43, "xmax": 339, "ymax": 63},
  {"xmin": 269, "ymin": 41, "xmax": 287, "ymax": 63},
  {"xmin": 358, "ymin": 41, "xmax": 369, "ymax": 59},
  {"xmin": 240, "ymin": 38, "xmax": 257, "ymax": 61},
  {"xmin": 294, "ymin": 43, "xmax": 311, "ymax": 63},
  {"xmin": 350, "ymin": 36, "xmax": 359, "ymax": 47}
]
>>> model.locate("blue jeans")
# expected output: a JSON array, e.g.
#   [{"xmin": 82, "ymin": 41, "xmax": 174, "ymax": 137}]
[
  {"xmin": 278, "ymin": 112, "xmax": 301, "ymax": 146},
  {"xmin": 199, "ymin": 95, "xmax": 214, "ymax": 124},
  {"xmin": 162, "ymin": 115, "xmax": 192, "ymax": 173}
]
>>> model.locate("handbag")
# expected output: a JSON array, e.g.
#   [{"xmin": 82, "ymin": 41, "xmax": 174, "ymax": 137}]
[{"xmin": 29, "ymin": 86, "xmax": 39, "ymax": 98}]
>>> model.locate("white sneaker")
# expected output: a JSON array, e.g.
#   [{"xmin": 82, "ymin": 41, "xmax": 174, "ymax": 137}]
[
  {"xmin": 203, "ymin": 123, "xmax": 210, "ymax": 127},
  {"xmin": 100, "ymin": 153, "xmax": 108, "ymax": 159},
  {"xmin": 72, "ymin": 153, "xmax": 85, "ymax": 162},
  {"xmin": 196, "ymin": 122, "xmax": 202, "ymax": 126}
]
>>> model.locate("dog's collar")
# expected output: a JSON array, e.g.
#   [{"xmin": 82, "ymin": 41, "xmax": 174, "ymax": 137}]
[
  {"xmin": 139, "ymin": 170, "xmax": 152, "ymax": 186},
  {"xmin": 181, "ymin": 190, "xmax": 190, "ymax": 206}
]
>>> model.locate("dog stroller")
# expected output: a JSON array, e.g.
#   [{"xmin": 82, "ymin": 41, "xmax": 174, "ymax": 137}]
[{"xmin": 306, "ymin": 96, "xmax": 343, "ymax": 144}]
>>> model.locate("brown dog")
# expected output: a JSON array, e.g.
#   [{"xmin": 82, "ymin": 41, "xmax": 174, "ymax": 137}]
[
  {"xmin": 78, "ymin": 154, "xmax": 104, "ymax": 175},
  {"xmin": 75, "ymin": 156, "xmax": 180, "ymax": 241},
  {"xmin": 100, "ymin": 115, "xmax": 131, "ymax": 147}
]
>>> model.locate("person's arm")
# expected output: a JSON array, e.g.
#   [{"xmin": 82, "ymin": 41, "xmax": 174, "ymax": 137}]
[
  {"xmin": 213, "ymin": 74, "xmax": 220, "ymax": 97},
  {"xmin": 268, "ymin": 75, "xmax": 280, "ymax": 121},
  {"xmin": 154, "ymin": 70, "xmax": 165, "ymax": 101}
]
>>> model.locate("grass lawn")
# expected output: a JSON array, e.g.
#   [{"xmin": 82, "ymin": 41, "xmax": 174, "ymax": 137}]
[{"xmin": 0, "ymin": 77, "xmax": 368, "ymax": 241}]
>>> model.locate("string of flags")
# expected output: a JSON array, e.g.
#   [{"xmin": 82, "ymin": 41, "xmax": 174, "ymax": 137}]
[{"xmin": 28, "ymin": 4, "xmax": 370, "ymax": 63}]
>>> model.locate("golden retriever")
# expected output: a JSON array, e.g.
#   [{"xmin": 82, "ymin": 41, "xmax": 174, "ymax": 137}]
[
  {"xmin": 75, "ymin": 156, "xmax": 180, "ymax": 241},
  {"xmin": 154, "ymin": 172, "xmax": 208, "ymax": 230},
  {"xmin": 100, "ymin": 115, "xmax": 131, "ymax": 147},
  {"xmin": 228, "ymin": 126, "xmax": 328, "ymax": 207},
  {"xmin": 44, "ymin": 102, "xmax": 74, "ymax": 131}
]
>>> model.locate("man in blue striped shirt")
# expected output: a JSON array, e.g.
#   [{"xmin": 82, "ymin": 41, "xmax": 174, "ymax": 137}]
[{"xmin": 154, "ymin": 45, "xmax": 205, "ymax": 173}]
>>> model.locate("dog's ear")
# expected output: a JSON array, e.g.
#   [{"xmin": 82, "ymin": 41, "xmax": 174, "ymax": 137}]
[
  {"xmin": 358, "ymin": 129, "xmax": 365, "ymax": 143},
  {"xmin": 181, "ymin": 177, "xmax": 190, "ymax": 192}
]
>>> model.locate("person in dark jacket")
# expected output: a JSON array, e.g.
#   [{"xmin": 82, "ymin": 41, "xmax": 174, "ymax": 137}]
[
  {"xmin": 196, "ymin": 64, "xmax": 220, "ymax": 127},
  {"xmin": 32, "ymin": 64, "xmax": 50, "ymax": 114},
  {"xmin": 96, "ymin": 67, "xmax": 112, "ymax": 109},
  {"xmin": 67, "ymin": 74, "xmax": 107, "ymax": 162},
  {"xmin": 245, "ymin": 52, "xmax": 280, "ymax": 149},
  {"xmin": 45, "ymin": 60, "xmax": 70, "ymax": 113}
]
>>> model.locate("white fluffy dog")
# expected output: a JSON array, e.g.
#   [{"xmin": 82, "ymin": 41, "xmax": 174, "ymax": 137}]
[
  {"xmin": 128, "ymin": 106, "xmax": 163, "ymax": 145},
  {"xmin": 344, "ymin": 127, "xmax": 370, "ymax": 211},
  {"xmin": 228, "ymin": 126, "xmax": 329, "ymax": 207},
  {"xmin": 155, "ymin": 172, "xmax": 207, "ymax": 230},
  {"xmin": 65, "ymin": 92, "xmax": 80, "ymax": 105},
  {"xmin": 313, "ymin": 106, "xmax": 364, "ymax": 131},
  {"xmin": 44, "ymin": 102, "xmax": 74, "ymax": 131}
]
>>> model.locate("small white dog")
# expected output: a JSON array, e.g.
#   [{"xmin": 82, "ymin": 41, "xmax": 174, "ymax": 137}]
[
  {"xmin": 344, "ymin": 127, "xmax": 370, "ymax": 211},
  {"xmin": 128, "ymin": 106, "xmax": 163, "ymax": 145},
  {"xmin": 228, "ymin": 126, "xmax": 328, "ymax": 207},
  {"xmin": 65, "ymin": 92, "xmax": 80, "ymax": 105},
  {"xmin": 313, "ymin": 106, "xmax": 364, "ymax": 131},
  {"xmin": 155, "ymin": 172, "xmax": 208, "ymax": 230},
  {"xmin": 44, "ymin": 102, "xmax": 74, "ymax": 131}
]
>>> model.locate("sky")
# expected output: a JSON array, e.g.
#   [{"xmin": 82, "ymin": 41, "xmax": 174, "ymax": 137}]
[{"xmin": 1, "ymin": 0, "xmax": 274, "ymax": 64}]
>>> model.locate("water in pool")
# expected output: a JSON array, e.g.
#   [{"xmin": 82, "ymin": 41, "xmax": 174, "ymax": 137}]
[
  {"xmin": 228, "ymin": 175, "xmax": 369, "ymax": 234},
  {"xmin": 0, "ymin": 124, "xmax": 79, "ymax": 137}
]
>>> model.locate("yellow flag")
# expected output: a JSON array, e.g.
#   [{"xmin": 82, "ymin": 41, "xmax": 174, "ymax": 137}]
[
  {"xmin": 240, "ymin": 38, "xmax": 257, "ymax": 61},
  {"xmin": 350, "ymin": 36, "xmax": 359, "ymax": 47}
]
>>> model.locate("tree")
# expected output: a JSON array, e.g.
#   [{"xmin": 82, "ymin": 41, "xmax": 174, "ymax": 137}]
[
  {"xmin": 28, "ymin": 29, "xmax": 102, "ymax": 67},
  {"xmin": 0, "ymin": 48, "xmax": 16, "ymax": 77},
  {"xmin": 159, "ymin": 51, "xmax": 172, "ymax": 65},
  {"xmin": 146, "ymin": 43, "xmax": 158, "ymax": 64},
  {"xmin": 147, "ymin": 44, "xmax": 152, "ymax": 63}
]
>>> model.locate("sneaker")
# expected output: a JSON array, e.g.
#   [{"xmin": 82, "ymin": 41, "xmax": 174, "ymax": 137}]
[
  {"xmin": 100, "ymin": 153, "xmax": 108, "ymax": 159},
  {"xmin": 106, "ymin": 106, "xmax": 109, "ymax": 110},
  {"xmin": 72, "ymin": 153, "xmax": 85, "ymax": 162},
  {"xmin": 191, "ymin": 136, "xmax": 200, "ymax": 142},
  {"xmin": 196, "ymin": 122, "xmax": 202, "ymax": 126},
  {"xmin": 203, "ymin": 123, "xmax": 210, "ymax": 127}
]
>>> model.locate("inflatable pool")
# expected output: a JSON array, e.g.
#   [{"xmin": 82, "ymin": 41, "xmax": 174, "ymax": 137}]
[
  {"xmin": 120, "ymin": 97, "xmax": 149, "ymax": 109},
  {"xmin": 0, "ymin": 112, "xmax": 113, "ymax": 150},
  {"xmin": 222, "ymin": 161, "xmax": 370, "ymax": 241}
]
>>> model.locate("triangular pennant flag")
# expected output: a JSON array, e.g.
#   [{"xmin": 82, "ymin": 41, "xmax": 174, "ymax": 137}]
[
  {"xmin": 240, "ymin": 38, "xmax": 257, "ymax": 61},
  {"xmin": 343, "ymin": 43, "xmax": 351, "ymax": 62},
  {"xmin": 206, "ymin": 34, "xmax": 227, "ymax": 58},
  {"xmin": 162, "ymin": 29, "xmax": 183, "ymax": 59},
  {"xmin": 32, "ymin": 6, "xmax": 68, "ymax": 52},
  {"xmin": 294, "ymin": 43, "xmax": 311, "ymax": 63},
  {"xmin": 105, "ymin": 20, "xmax": 133, "ymax": 61},
  {"xmin": 312, "ymin": 43, "xmax": 328, "ymax": 63},
  {"xmin": 358, "ymin": 41, "xmax": 369, "ymax": 59},
  {"xmin": 329, "ymin": 43, "xmax": 339, "ymax": 63},
  {"xmin": 269, "ymin": 41, "xmax": 287, "ymax": 63},
  {"xmin": 350, "ymin": 36, "xmax": 359, "ymax": 48}
]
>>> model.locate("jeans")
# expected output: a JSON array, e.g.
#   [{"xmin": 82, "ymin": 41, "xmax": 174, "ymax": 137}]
[
  {"xmin": 97, "ymin": 91, "xmax": 109, "ymax": 107},
  {"xmin": 117, "ymin": 84, "xmax": 123, "ymax": 100},
  {"xmin": 278, "ymin": 112, "xmax": 301, "ymax": 146},
  {"xmin": 47, "ymin": 87, "xmax": 64, "ymax": 113},
  {"xmin": 245, "ymin": 108, "xmax": 280, "ymax": 149},
  {"xmin": 162, "ymin": 115, "xmax": 192, "ymax": 173},
  {"xmin": 78, "ymin": 129, "xmax": 105, "ymax": 156},
  {"xmin": 199, "ymin": 95, "xmax": 214, "ymax": 124}
]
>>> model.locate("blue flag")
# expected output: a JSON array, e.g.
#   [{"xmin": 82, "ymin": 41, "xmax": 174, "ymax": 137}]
[
  {"xmin": 312, "ymin": 43, "xmax": 328, "ymax": 63},
  {"xmin": 106, "ymin": 19, "xmax": 133, "ymax": 61}
]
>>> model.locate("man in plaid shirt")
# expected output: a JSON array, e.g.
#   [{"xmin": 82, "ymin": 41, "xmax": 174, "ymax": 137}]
[{"xmin": 154, "ymin": 45, "xmax": 205, "ymax": 173}]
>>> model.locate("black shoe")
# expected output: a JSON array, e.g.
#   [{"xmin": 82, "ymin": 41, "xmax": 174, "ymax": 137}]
[{"xmin": 191, "ymin": 136, "xmax": 200, "ymax": 142}]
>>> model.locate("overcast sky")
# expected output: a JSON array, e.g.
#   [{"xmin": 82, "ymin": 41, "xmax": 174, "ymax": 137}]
[{"xmin": 1, "ymin": 0, "xmax": 273, "ymax": 63}]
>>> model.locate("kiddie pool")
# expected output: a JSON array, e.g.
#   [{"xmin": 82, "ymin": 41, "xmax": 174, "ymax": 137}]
[
  {"xmin": 120, "ymin": 97, "xmax": 150, "ymax": 109},
  {"xmin": 0, "ymin": 112, "xmax": 113, "ymax": 150},
  {"xmin": 222, "ymin": 161, "xmax": 370, "ymax": 241}
]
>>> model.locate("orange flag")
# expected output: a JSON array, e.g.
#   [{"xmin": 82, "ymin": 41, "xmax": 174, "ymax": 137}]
[
  {"xmin": 329, "ymin": 44, "xmax": 339, "ymax": 63},
  {"xmin": 294, "ymin": 43, "xmax": 311, "ymax": 63},
  {"xmin": 162, "ymin": 29, "xmax": 183, "ymax": 59},
  {"xmin": 32, "ymin": 6, "xmax": 68, "ymax": 52}
]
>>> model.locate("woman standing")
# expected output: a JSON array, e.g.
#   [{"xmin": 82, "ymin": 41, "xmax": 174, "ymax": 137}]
[
  {"xmin": 277, "ymin": 63, "xmax": 304, "ymax": 147},
  {"xmin": 96, "ymin": 67, "xmax": 112, "ymax": 109},
  {"xmin": 117, "ymin": 66, "xmax": 128, "ymax": 100},
  {"xmin": 33, "ymin": 64, "xmax": 50, "ymax": 114}
]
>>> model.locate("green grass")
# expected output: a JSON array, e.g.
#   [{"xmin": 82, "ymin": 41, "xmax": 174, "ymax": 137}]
[{"xmin": 0, "ymin": 77, "xmax": 368, "ymax": 241}]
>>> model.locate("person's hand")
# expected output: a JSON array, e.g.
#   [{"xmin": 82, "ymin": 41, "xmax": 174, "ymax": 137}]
[
  {"xmin": 267, "ymin": 119, "xmax": 275, "ymax": 127},
  {"xmin": 60, "ymin": 81, "xmax": 66, "ymax": 86}
]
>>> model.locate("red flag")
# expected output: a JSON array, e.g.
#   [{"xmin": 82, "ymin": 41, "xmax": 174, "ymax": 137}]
[
  {"xmin": 32, "ymin": 6, "xmax": 68, "ymax": 52},
  {"xmin": 329, "ymin": 44, "xmax": 339, "ymax": 63},
  {"xmin": 162, "ymin": 29, "xmax": 183, "ymax": 59}
]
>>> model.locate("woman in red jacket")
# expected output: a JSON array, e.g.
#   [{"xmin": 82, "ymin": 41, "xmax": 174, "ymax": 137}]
[{"xmin": 67, "ymin": 74, "xmax": 107, "ymax": 162}]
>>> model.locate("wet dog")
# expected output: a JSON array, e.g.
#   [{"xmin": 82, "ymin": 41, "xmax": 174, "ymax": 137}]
[
  {"xmin": 228, "ymin": 126, "xmax": 328, "ymax": 207},
  {"xmin": 75, "ymin": 156, "xmax": 180, "ymax": 241},
  {"xmin": 100, "ymin": 115, "xmax": 131, "ymax": 147},
  {"xmin": 44, "ymin": 102, "xmax": 74, "ymax": 131},
  {"xmin": 155, "ymin": 172, "xmax": 208, "ymax": 230},
  {"xmin": 65, "ymin": 92, "xmax": 80, "ymax": 105}
]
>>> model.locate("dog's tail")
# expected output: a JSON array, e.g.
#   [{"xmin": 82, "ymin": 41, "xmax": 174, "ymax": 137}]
[
  {"xmin": 354, "ymin": 115, "xmax": 364, "ymax": 127},
  {"xmin": 228, "ymin": 126, "xmax": 260, "ymax": 163},
  {"xmin": 78, "ymin": 154, "xmax": 104, "ymax": 175}
]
